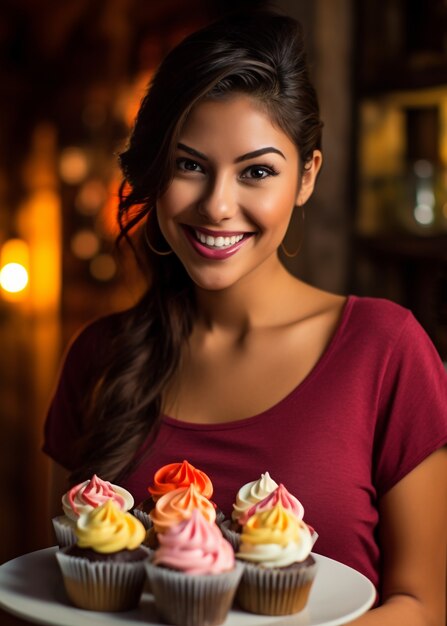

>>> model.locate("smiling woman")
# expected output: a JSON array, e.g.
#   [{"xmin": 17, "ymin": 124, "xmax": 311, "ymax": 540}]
[
  {"xmin": 43, "ymin": 8, "xmax": 447, "ymax": 626},
  {"xmin": 155, "ymin": 95, "xmax": 320, "ymax": 290}
]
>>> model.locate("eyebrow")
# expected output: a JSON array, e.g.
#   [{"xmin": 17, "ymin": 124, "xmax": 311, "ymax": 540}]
[{"xmin": 177, "ymin": 143, "xmax": 286, "ymax": 163}]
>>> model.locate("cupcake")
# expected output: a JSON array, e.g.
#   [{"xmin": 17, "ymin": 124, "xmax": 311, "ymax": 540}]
[
  {"xmin": 221, "ymin": 478, "xmax": 318, "ymax": 552},
  {"xmin": 145, "ymin": 509, "xmax": 243, "ymax": 626},
  {"xmin": 52, "ymin": 474, "xmax": 134, "ymax": 547},
  {"xmin": 134, "ymin": 460, "xmax": 218, "ymax": 529},
  {"xmin": 56, "ymin": 500, "xmax": 150, "ymax": 611},
  {"xmin": 220, "ymin": 472, "xmax": 279, "ymax": 550},
  {"xmin": 231, "ymin": 472, "xmax": 279, "ymax": 529},
  {"xmin": 146, "ymin": 483, "xmax": 216, "ymax": 548},
  {"xmin": 235, "ymin": 504, "xmax": 317, "ymax": 615}
]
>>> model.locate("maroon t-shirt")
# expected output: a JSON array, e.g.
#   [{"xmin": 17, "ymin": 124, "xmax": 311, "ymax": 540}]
[{"xmin": 43, "ymin": 295, "xmax": 447, "ymax": 591}]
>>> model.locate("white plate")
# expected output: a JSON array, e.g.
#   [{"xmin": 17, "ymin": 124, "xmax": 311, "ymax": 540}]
[{"xmin": 0, "ymin": 547, "xmax": 376, "ymax": 626}]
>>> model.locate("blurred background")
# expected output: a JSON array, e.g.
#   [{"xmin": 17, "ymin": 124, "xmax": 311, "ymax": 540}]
[{"xmin": 0, "ymin": 0, "xmax": 446, "ymax": 617}]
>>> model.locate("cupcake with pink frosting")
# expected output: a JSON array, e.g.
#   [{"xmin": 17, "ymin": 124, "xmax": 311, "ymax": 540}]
[
  {"xmin": 52, "ymin": 474, "xmax": 134, "ymax": 547},
  {"xmin": 221, "ymin": 473, "xmax": 315, "ymax": 551},
  {"xmin": 145, "ymin": 509, "xmax": 243, "ymax": 626}
]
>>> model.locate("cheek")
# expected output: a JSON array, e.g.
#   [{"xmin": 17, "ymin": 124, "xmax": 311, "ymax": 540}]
[
  {"xmin": 243, "ymin": 182, "xmax": 297, "ymax": 228},
  {"xmin": 157, "ymin": 186, "xmax": 181, "ymax": 219}
]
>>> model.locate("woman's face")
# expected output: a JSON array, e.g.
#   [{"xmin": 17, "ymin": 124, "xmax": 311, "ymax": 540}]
[{"xmin": 157, "ymin": 94, "xmax": 321, "ymax": 291}]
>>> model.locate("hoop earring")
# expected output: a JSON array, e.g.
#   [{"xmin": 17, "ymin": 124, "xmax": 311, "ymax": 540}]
[
  {"xmin": 280, "ymin": 205, "xmax": 305, "ymax": 259},
  {"xmin": 144, "ymin": 209, "xmax": 173, "ymax": 256}
]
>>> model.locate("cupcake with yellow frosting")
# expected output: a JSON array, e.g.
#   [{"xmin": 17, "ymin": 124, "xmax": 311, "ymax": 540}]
[
  {"xmin": 134, "ymin": 460, "xmax": 216, "ymax": 529},
  {"xmin": 56, "ymin": 500, "xmax": 150, "ymax": 611},
  {"xmin": 146, "ymin": 482, "xmax": 216, "ymax": 548},
  {"xmin": 235, "ymin": 504, "xmax": 317, "ymax": 615},
  {"xmin": 221, "ymin": 473, "xmax": 309, "ymax": 551},
  {"xmin": 145, "ymin": 509, "xmax": 243, "ymax": 626},
  {"xmin": 52, "ymin": 474, "xmax": 134, "ymax": 547}
]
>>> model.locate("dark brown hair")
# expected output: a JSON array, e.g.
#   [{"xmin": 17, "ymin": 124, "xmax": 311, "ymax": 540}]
[{"xmin": 70, "ymin": 9, "xmax": 323, "ymax": 485}]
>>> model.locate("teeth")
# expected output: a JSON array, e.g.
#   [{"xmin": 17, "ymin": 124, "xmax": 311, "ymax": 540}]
[{"xmin": 195, "ymin": 230, "xmax": 244, "ymax": 249}]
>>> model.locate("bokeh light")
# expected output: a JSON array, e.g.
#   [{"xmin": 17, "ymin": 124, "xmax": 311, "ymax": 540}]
[
  {"xmin": 71, "ymin": 230, "xmax": 100, "ymax": 259},
  {"xmin": 90, "ymin": 253, "xmax": 116, "ymax": 281},
  {"xmin": 0, "ymin": 262, "xmax": 29, "ymax": 293},
  {"xmin": 59, "ymin": 147, "xmax": 89, "ymax": 184}
]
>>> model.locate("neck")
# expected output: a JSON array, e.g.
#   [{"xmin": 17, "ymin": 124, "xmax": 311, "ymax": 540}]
[{"xmin": 193, "ymin": 255, "xmax": 302, "ymax": 334}]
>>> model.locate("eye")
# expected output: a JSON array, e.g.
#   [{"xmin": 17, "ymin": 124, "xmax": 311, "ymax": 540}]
[
  {"xmin": 176, "ymin": 157, "xmax": 204, "ymax": 173},
  {"xmin": 241, "ymin": 164, "xmax": 279, "ymax": 180}
]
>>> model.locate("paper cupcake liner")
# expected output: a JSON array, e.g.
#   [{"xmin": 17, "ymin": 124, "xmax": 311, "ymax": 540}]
[
  {"xmin": 145, "ymin": 560, "xmax": 244, "ymax": 626},
  {"xmin": 56, "ymin": 547, "xmax": 151, "ymax": 611},
  {"xmin": 52, "ymin": 516, "xmax": 77, "ymax": 548},
  {"xmin": 132, "ymin": 508, "xmax": 153, "ymax": 530},
  {"xmin": 236, "ymin": 558, "xmax": 317, "ymax": 616},
  {"xmin": 219, "ymin": 520, "xmax": 241, "ymax": 552},
  {"xmin": 215, "ymin": 509, "xmax": 226, "ymax": 525}
]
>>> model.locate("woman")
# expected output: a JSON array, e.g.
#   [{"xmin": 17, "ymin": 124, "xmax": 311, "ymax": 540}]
[{"xmin": 44, "ymin": 10, "xmax": 447, "ymax": 624}]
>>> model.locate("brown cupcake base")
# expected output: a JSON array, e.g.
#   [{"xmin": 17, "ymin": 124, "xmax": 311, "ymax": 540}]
[
  {"xmin": 236, "ymin": 555, "xmax": 317, "ymax": 616},
  {"xmin": 56, "ymin": 546, "xmax": 151, "ymax": 612},
  {"xmin": 145, "ymin": 560, "xmax": 244, "ymax": 626}
]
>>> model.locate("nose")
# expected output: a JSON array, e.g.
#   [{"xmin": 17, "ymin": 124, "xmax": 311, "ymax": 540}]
[{"xmin": 197, "ymin": 172, "xmax": 236, "ymax": 223}]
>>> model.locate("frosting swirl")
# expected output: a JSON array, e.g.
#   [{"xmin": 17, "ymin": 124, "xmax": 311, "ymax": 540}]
[
  {"xmin": 148, "ymin": 460, "xmax": 213, "ymax": 502},
  {"xmin": 62, "ymin": 474, "xmax": 134, "ymax": 520},
  {"xmin": 239, "ymin": 484, "xmax": 305, "ymax": 525},
  {"xmin": 231, "ymin": 472, "xmax": 278, "ymax": 522},
  {"xmin": 153, "ymin": 509, "xmax": 234, "ymax": 574},
  {"xmin": 150, "ymin": 484, "xmax": 216, "ymax": 534},
  {"xmin": 237, "ymin": 504, "xmax": 313, "ymax": 567},
  {"xmin": 76, "ymin": 500, "xmax": 146, "ymax": 553}
]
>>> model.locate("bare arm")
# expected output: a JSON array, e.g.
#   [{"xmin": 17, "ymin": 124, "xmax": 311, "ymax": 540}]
[{"xmin": 350, "ymin": 447, "xmax": 447, "ymax": 626}]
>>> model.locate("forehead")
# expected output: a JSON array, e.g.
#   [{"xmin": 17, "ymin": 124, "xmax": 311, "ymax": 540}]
[{"xmin": 178, "ymin": 95, "xmax": 299, "ymax": 162}]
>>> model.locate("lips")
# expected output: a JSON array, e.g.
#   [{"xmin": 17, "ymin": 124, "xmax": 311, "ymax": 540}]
[{"xmin": 182, "ymin": 225, "xmax": 254, "ymax": 260}]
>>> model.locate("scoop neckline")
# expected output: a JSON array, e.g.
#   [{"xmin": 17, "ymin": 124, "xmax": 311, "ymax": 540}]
[{"xmin": 161, "ymin": 294, "xmax": 356, "ymax": 431}]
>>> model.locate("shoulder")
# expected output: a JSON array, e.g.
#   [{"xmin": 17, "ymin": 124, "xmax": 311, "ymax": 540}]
[
  {"xmin": 346, "ymin": 295, "xmax": 414, "ymax": 343},
  {"xmin": 337, "ymin": 295, "xmax": 444, "ymax": 375},
  {"xmin": 348, "ymin": 295, "xmax": 412, "ymax": 326}
]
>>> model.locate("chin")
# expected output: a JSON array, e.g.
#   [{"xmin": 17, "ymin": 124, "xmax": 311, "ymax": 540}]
[{"xmin": 185, "ymin": 268, "xmax": 238, "ymax": 292}]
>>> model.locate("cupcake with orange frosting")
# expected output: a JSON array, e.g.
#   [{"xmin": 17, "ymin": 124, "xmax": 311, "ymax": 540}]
[
  {"xmin": 56, "ymin": 500, "xmax": 150, "ymax": 611},
  {"xmin": 235, "ymin": 504, "xmax": 317, "ymax": 615},
  {"xmin": 52, "ymin": 474, "xmax": 134, "ymax": 547},
  {"xmin": 145, "ymin": 483, "xmax": 216, "ymax": 548},
  {"xmin": 145, "ymin": 509, "xmax": 243, "ymax": 626},
  {"xmin": 134, "ymin": 460, "xmax": 216, "ymax": 529}
]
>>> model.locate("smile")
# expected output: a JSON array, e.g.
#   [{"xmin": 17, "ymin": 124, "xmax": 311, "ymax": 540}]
[
  {"xmin": 194, "ymin": 229, "xmax": 244, "ymax": 249},
  {"xmin": 182, "ymin": 226, "xmax": 254, "ymax": 260}
]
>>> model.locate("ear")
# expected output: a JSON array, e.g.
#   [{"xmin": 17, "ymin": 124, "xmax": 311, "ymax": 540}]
[{"xmin": 296, "ymin": 150, "xmax": 323, "ymax": 206}]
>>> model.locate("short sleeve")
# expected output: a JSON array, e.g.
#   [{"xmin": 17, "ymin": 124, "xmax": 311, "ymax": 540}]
[
  {"xmin": 42, "ymin": 314, "xmax": 119, "ymax": 470},
  {"xmin": 373, "ymin": 312, "xmax": 447, "ymax": 496}
]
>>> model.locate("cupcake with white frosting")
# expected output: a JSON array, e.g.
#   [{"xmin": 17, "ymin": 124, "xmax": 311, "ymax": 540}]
[{"xmin": 235, "ymin": 503, "xmax": 317, "ymax": 615}]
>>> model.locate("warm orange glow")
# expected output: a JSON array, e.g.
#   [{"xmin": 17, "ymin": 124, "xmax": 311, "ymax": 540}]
[
  {"xmin": 0, "ymin": 239, "xmax": 30, "ymax": 299},
  {"xmin": 120, "ymin": 71, "xmax": 152, "ymax": 128},
  {"xmin": 18, "ymin": 189, "xmax": 61, "ymax": 314},
  {"xmin": 0, "ymin": 263, "xmax": 29, "ymax": 293},
  {"xmin": 96, "ymin": 177, "xmax": 120, "ymax": 238}
]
